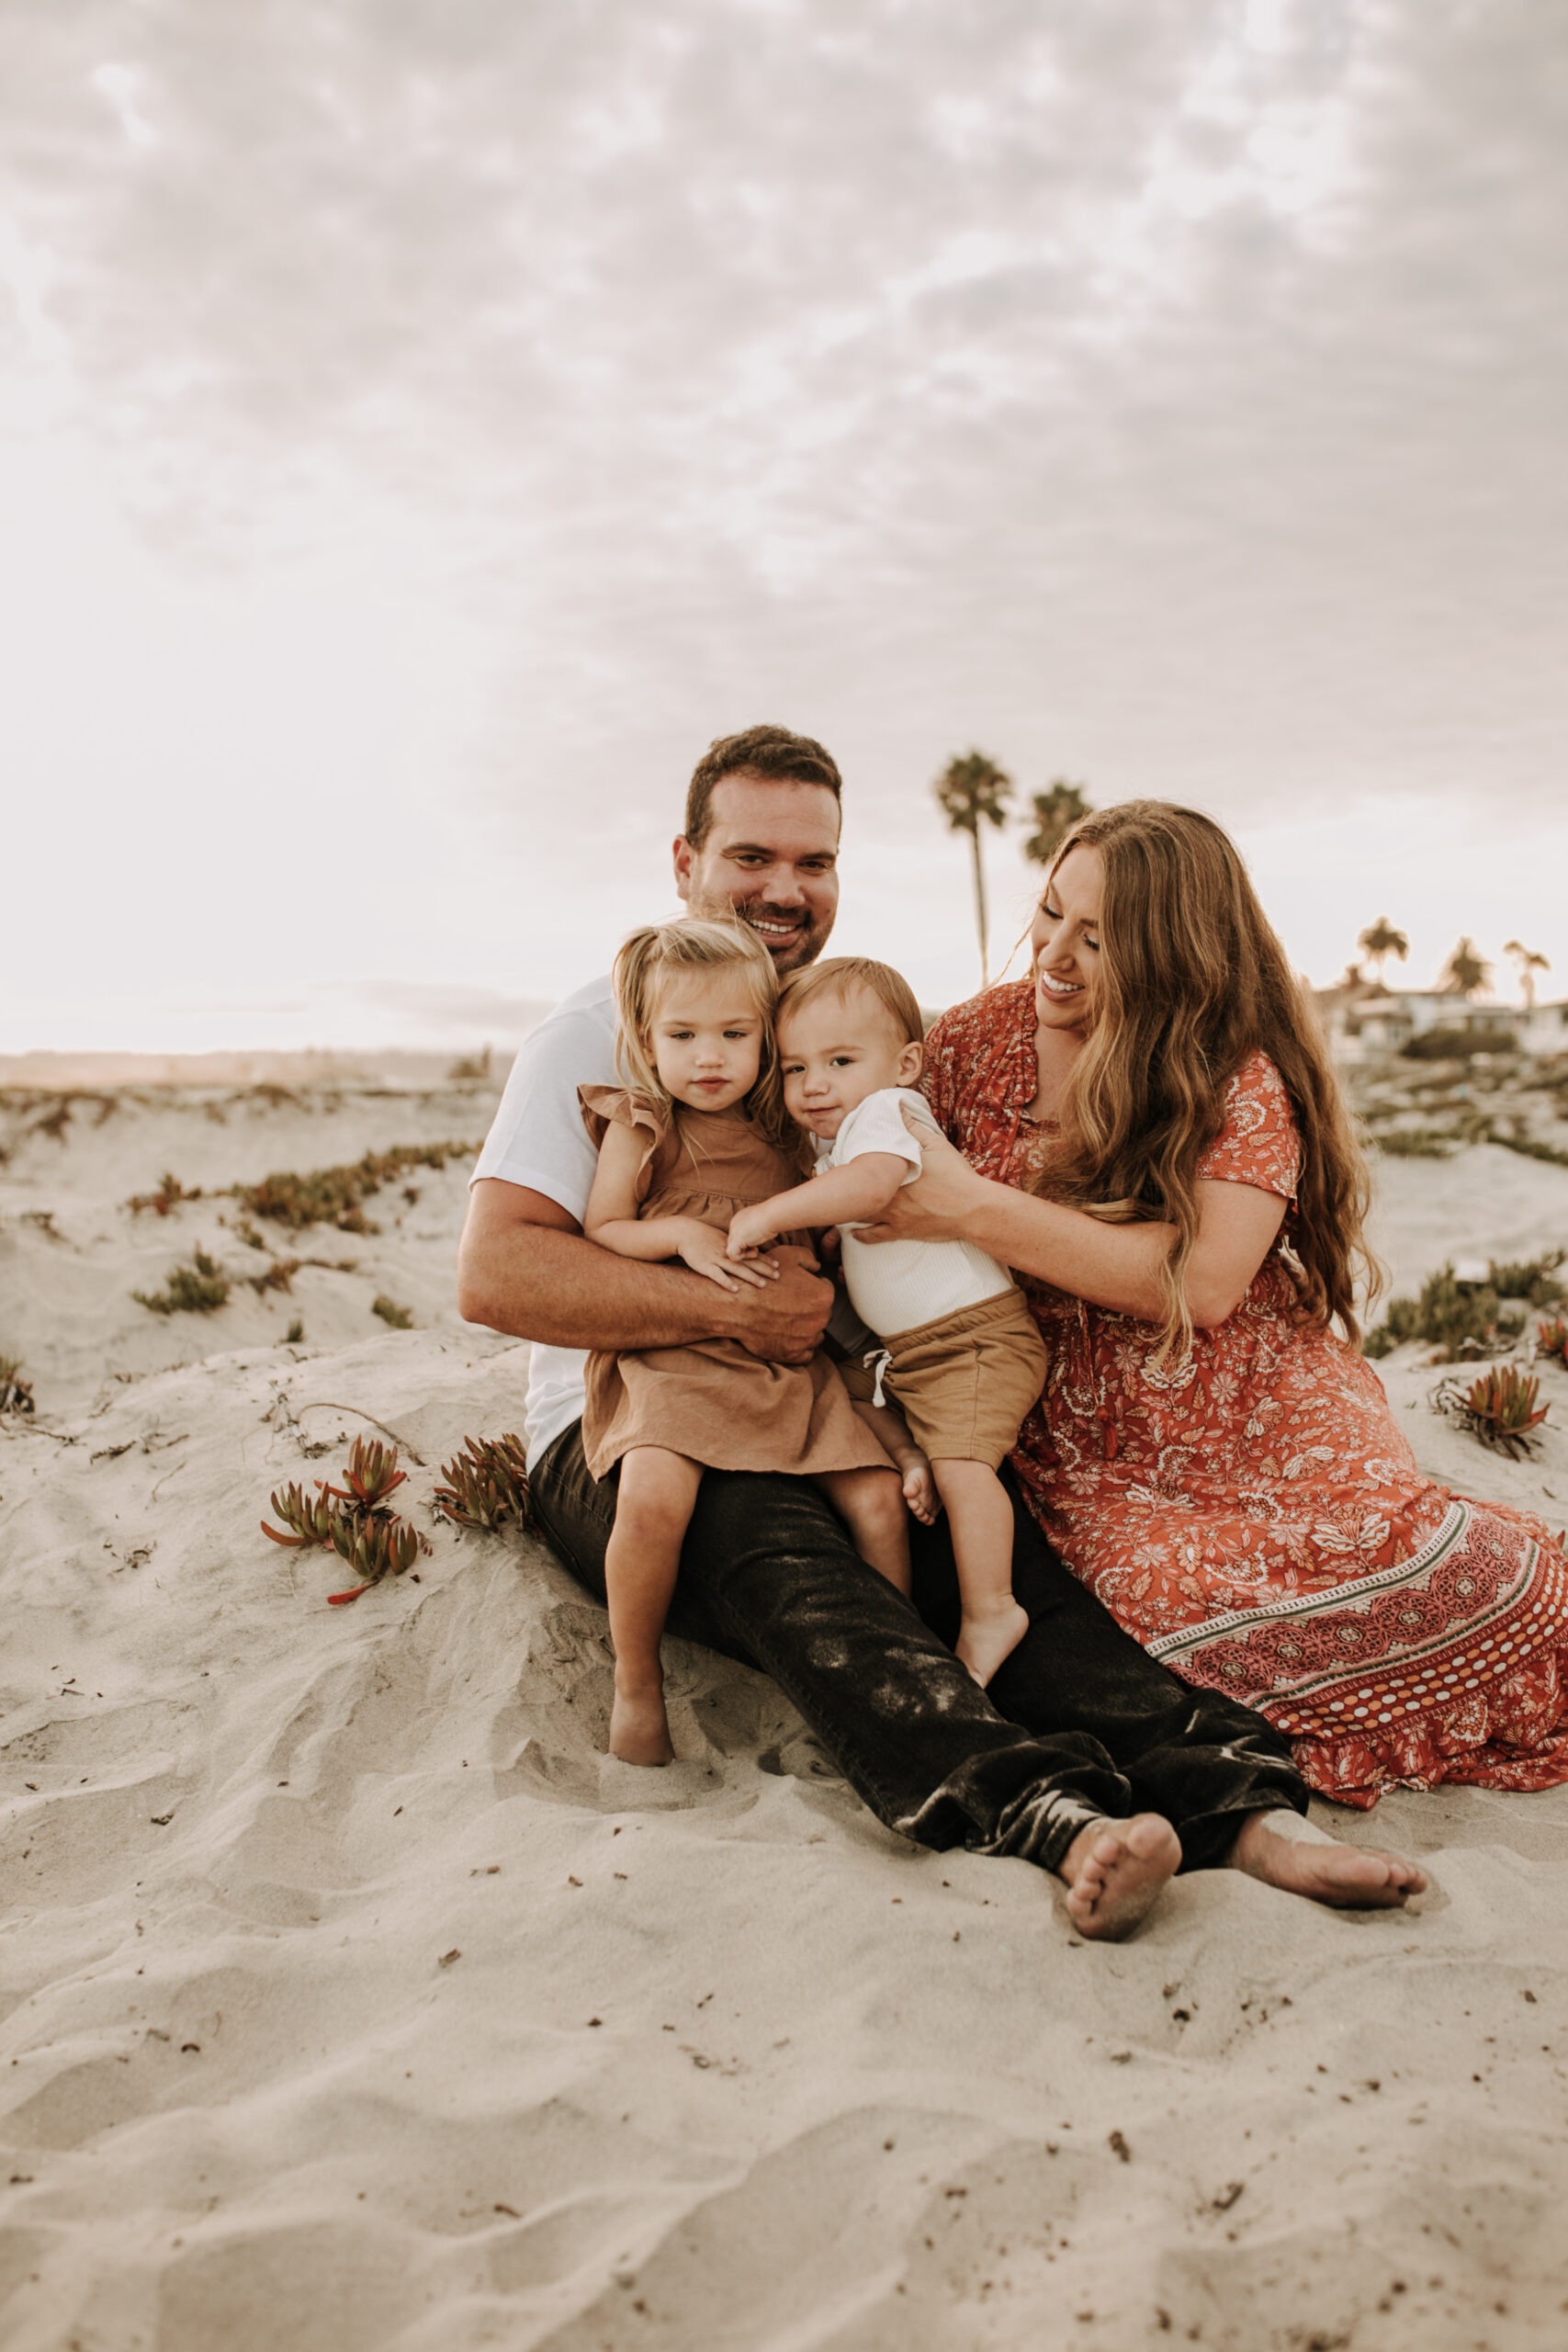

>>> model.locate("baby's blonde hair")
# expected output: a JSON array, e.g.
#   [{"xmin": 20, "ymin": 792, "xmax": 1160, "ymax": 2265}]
[
  {"xmin": 612, "ymin": 917, "xmax": 793, "ymax": 1151},
  {"xmin": 776, "ymin": 956, "xmax": 925, "ymax": 1048}
]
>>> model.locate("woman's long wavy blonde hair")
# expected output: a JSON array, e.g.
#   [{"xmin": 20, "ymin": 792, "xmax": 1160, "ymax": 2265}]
[
  {"xmin": 612, "ymin": 916, "xmax": 793, "ymax": 1154},
  {"xmin": 1040, "ymin": 800, "xmax": 1380, "ymax": 1356}
]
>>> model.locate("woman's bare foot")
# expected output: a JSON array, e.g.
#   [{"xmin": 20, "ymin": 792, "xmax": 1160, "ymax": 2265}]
[
  {"xmin": 1228, "ymin": 1808, "xmax": 1427, "ymax": 1908},
  {"xmin": 1058, "ymin": 1813, "xmax": 1181, "ymax": 1940},
  {"xmin": 608, "ymin": 1681, "xmax": 674, "ymax": 1767},
  {"xmin": 955, "ymin": 1598, "xmax": 1031, "ymax": 1689}
]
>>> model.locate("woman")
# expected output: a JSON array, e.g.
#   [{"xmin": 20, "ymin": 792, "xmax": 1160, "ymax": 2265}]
[{"xmin": 868, "ymin": 801, "xmax": 1568, "ymax": 1808}]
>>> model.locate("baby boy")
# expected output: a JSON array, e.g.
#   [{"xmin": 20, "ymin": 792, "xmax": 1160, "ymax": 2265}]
[{"xmin": 727, "ymin": 956, "xmax": 1047, "ymax": 1686}]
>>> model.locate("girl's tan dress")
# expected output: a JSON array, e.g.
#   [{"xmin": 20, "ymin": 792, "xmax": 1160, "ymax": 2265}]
[{"xmin": 579, "ymin": 1086, "xmax": 891, "ymax": 1482}]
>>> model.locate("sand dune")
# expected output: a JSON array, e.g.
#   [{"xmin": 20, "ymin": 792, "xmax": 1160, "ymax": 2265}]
[{"xmin": 3, "ymin": 1072, "xmax": 1567, "ymax": 2349}]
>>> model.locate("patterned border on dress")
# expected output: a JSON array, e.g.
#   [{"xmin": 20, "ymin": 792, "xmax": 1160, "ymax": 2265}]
[
  {"xmin": 1145, "ymin": 1501, "xmax": 1565, "ymax": 1742},
  {"xmin": 1147, "ymin": 1502, "xmax": 1472, "ymax": 1666}
]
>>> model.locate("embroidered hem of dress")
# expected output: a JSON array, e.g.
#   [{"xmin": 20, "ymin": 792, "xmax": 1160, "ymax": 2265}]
[{"xmin": 1146, "ymin": 1500, "xmax": 1470, "ymax": 1668}]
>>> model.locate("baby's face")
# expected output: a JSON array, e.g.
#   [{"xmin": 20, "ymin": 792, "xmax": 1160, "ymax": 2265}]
[{"xmin": 777, "ymin": 984, "xmax": 922, "ymax": 1142}]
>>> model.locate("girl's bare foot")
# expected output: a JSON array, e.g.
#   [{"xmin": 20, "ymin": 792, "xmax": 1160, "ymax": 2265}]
[
  {"xmin": 1228, "ymin": 1808, "xmax": 1427, "ymax": 1908},
  {"xmin": 955, "ymin": 1598, "xmax": 1031, "ymax": 1689},
  {"xmin": 1058, "ymin": 1813, "xmax": 1181, "ymax": 1940},
  {"xmin": 609, "ymin": 1681, "xmax": 674, "ymax": 1767}
]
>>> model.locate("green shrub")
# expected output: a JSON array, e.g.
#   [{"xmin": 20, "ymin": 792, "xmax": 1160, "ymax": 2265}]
[
  {"xmin": 1488, "ymin": 1132, "xmax": 1568, "ymax": 1169},
  {"xmin": 1489, "ymin": 1250, "xmax": 1566, "ymax": 1307},
  {"xmin": 133, "ymin": 1250, "xmax": 231, "ymax": 1316},
  {"xmin": 1372, "ymin": 1127, "xmax": 1461, "ymax": 1159},
  {"xmin": 1362, "ymin": 1262, "xmax": 1524, "ymax": 1363},
  {"xmin": 0, "ymin": 1354, "xmax": 35, "ymax": 1414},
  {"xmin": 232, "ymin": 1140, "xmax": 479, "ymax": 1233},
  {"xmin": 372, "ymin": 1295, "xmax": 414, "ymax": 1330},
  {"xmin": 1401, "ymin": 1025, "xmax": 1519, "ymax": 1062}
]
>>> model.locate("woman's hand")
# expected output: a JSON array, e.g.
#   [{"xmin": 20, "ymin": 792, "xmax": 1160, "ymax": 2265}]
[
  {"xmin": 854, "ymin": 1117, "xmax": 986, "ymax": 1248},
  {"xmin": 678, "ymin": 1219, "xmax": 778, "ymax": 1292}
]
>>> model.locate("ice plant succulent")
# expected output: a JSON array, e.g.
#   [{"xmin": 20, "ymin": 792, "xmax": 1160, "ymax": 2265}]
[
  {"xmin": 325, "ymin": 1510, "xmax": 423, "ymax": 1604},
  {"xmin": 1438, "ymin": 1365, "xmax": 1551, "ymax": 1460},
  {"xmin": 260, "ymin": 1482, "xmax": 340, "ymax": 1549},
  {"xmin": 0, "ymin": 1354, "xmax": 35, "ymax": 1416},
  {"xmin": 325, "ymin": 1435, "xmax": 407, "ymax": 1512},
  {"xmin": 1537, "ymin": 1317, "xmax": 1568, "ymax": 1371},
  {"xmin": 433, "ymin": 1433, "xmax": 532, "ymax": 1533},
  {"xmin": 262, "ymin": 1434, "xmax": 427, "ymax": 1601}
]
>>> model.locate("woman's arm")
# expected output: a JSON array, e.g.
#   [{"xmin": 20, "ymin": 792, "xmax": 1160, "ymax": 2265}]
[
  {"xmin": 858, "ymin": 1125, "xmax": 1285, "ymax": 1327},
  {"xmin": 586, "ymin": 1120, "xmax": 778, "ymax": 1294},
  {"xmin": 727, "ymin": 1153, "xmax": 908, "ymax": 1261}
]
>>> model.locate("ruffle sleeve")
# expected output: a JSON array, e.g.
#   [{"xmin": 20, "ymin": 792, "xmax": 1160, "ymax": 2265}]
[
  {"xmin": 1194, "ymin": 1051, "xmax": 1302, "ymax": 1203},
  {"xmin": 578, "ymin": 1085, "xmax": 670, "ymax": 1208}
]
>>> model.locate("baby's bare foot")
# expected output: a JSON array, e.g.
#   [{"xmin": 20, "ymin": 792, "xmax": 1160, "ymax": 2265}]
[
  {"xmin": 1058, "ymin": 1813, "xmax": 1181, "ymax": 1941},
  {"xmin": 954, "ymin": 1599, "xmax": 1030, "ymax": 1689},
  {"xmin": 609, "ymin": 1684, "xmax": 674, "ymax": 1767},
  {"xmin": 1229, "ymin": 1808, "xmax": 1427, "ymax": 1908}
]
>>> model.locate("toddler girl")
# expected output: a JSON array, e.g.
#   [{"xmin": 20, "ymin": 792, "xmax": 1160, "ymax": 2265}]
[
  {"xmin": 727, "ymin": 956, "xmax": 1047, "ymax": 1687},
  {"xmin": 581, "ymin": 919, "xmax": 908, "ymax": 1765}
]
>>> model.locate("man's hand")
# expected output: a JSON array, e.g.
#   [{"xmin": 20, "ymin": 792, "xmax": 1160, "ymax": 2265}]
[
  {"xmin": 457, "ymin": 1180, "xmax": 830, "ymax": 1363},
  {"xmin": 725, "ymin": 1244, "xmax": 832, "ymax": 1364},
  {"xmin": 676, "ymin": 1217, "xmax": 778, "ymax": 1294}
]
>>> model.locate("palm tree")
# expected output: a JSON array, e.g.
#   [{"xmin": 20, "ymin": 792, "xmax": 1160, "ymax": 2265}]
[
  {"xmin": 935, "ymin": 750, "xmax": 1013, "ymax": 986},
  {"xmin": 1356, "ymin": 917, "xmax": 1408, "ymax": 987},
  {"xmin": 1438, "ymin": 937, "xmax": 1492, "ymax": 999},
  {"xmin": 1505, "ymin": 940, "xmax": 1551, "ymax": 1011},
  {"xmin": 1022, "ymin": 780, "xmax": 1092, "ymax": 872}
]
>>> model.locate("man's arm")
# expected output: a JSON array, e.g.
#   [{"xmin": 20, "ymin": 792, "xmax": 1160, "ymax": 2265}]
[{"xmin": 457, "ymin": 1178, "xmax": 833, "ymax": 1363}]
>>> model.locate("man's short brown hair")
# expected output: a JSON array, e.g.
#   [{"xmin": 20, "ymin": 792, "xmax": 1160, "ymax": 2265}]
[
  {"xmin": 776, "ymin": 956, "xmax": 925, "ymax": 1048},
  {"xmin": 682, "ymin": 724, "xmax": 842, "ymax": 852}
]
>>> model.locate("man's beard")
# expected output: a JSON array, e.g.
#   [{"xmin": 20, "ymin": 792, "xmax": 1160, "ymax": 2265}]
[{"xmin": 706, "ymin": 896, "xmax": 828, "ymax": 973}]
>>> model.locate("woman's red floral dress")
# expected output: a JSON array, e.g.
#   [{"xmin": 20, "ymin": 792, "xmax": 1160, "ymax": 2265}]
[{"xmin": 922, "ymin": 980, "xmax": 1568, "ymax": 1807}]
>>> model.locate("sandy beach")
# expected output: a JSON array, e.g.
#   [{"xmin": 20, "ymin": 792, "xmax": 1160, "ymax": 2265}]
[{"xmin": 3, "ymin": 1059, "xmax": 1567, "ymax": 2351}]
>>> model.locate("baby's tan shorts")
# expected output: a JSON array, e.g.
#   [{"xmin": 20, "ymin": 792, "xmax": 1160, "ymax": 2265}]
[{"xmin": 838, "ymin": 1287, "xmax": 1047, "ymax": 1469}]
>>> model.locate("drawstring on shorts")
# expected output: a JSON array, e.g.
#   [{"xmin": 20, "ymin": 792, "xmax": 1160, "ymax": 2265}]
[{"xmin": 863, "ymin": 1346, "xmax": 893, "ymax": 1408}]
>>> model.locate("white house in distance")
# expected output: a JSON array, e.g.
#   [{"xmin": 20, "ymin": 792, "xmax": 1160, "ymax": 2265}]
[{"xmin": 1314, "ymin": 980, "xmax": 1568, "ymax": 1063}]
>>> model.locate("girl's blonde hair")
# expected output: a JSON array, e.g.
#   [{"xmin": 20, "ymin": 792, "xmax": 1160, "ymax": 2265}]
[
  {"xmin": 612, "ymin": 917, "xmax": 793, "ymax": 1151},
  {"xmin": 1039, "ymin": 800, "xmax": 1381, "ymax": 1358}
]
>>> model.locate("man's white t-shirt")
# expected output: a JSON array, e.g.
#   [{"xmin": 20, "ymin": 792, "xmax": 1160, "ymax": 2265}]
[
  {"xmin": 471, "ymin": 975, "xmax": 617, "ymax": 1463},
  {"xmin": 823, "ymin": 1086, "xmax": 1013, "ymax": 1340}
]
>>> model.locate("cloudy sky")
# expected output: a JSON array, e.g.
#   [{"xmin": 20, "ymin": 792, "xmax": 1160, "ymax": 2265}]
[{"xmin": 4, "ymin": 0, "xmax": 1564, "ymax": 1052}]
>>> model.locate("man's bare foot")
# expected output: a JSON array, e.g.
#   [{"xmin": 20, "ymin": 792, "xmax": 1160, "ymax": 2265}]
[
  {"xmin": 1228, "ymin": 1808, "xmax": 1427, "ymax": 1908},
  {"xmin": 955, "ymin": 1599, "xmax": 1031, "ymax": 1689},
  {"xmin": 1058, "ymin": 1813, "xmax": 1181, "ymax": 1941},
  {"xmin": 608, "ymin": 1684, "xmax": 674, "ymax": 1767}
]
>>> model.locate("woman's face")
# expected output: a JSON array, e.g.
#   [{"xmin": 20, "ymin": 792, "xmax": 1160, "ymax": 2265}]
[{"xmin": 1029, "ymin": 843, "xmax": 1104, "ymax": 1037}]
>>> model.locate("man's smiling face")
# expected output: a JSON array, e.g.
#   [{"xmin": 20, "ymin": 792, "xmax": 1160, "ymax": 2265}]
[{"xmin": 672, "ymin": 772, "xmax": 840, "ymax": 975}]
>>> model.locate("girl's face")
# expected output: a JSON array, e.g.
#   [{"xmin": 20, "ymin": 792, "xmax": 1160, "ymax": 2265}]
[
  {"xmin": 648, "ymin": 966, "xmax": 767, "ymax": 1112},
  {"xmin": 1029, "ymin": 843, "xmax": 1104, "ymax": 1038}
]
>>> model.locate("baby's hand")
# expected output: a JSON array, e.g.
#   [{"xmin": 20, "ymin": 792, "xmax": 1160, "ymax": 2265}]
[
  {"xmin": 896, "ymin": 1450, "xmax": 939, "ymax": 1527},
  {"xmin": 679, "ymin": 1221, "xmax": 775, "ymax": 1292},
  {"xmin": 727, "ymin": 1203, "xmax": 783, "ymax": 1263}
]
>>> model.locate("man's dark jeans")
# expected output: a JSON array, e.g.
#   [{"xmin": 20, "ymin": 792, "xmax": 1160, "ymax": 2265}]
[{"xmin": 530, "ymin": 1425, "xmax": 1308, "ymax": 1879}]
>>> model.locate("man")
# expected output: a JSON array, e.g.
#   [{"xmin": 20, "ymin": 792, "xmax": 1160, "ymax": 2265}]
[{"xmin": 457, "ymin": 723, "xmax": 1426, "ymax": 1938}]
